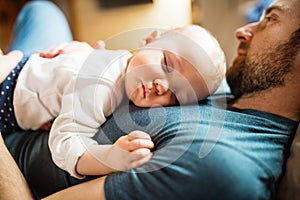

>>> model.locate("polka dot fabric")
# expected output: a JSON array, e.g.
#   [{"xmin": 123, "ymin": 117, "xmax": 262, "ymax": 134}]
[{"xmin": 0, "ymin": 56, "xmax": 29, "ymax": 132}]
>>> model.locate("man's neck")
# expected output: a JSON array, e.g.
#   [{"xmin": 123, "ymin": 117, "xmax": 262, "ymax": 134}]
[{"xmin": 231, "ymin": 86, "xmax": 300, "ymax": 122}]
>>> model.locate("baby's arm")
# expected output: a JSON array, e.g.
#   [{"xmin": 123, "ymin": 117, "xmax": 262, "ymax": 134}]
[{"xmin": 76, "ymin": 130, "xmax": 154, "ymax": 176}]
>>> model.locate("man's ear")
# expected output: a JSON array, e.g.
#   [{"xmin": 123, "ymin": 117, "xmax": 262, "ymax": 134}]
[{"xmin": 139, "ymin": 30, "xmax": 161, "ymax": 47}]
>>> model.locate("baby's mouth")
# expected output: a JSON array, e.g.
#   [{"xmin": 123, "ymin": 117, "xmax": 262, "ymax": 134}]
[
  {"xmin": 142, "ymin": 84, "xmax": 146, "ymax": 98},
  {"xmin": 142, "ymin": 83, "xmax": 151, "ymax": 99}
]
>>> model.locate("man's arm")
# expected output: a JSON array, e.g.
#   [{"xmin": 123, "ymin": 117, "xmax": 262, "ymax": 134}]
[
  {"xmin": 0, "ymin": 133, "xmax": 34, "ymax": 200},
  {"xmin": 1, "ymin": 132, "xmax": 105, "ymax": 200},
  {"xmin": 44, "ymin": 176, "xmax": 106, "ymax": 200},
  {"xmin": 0, "ymin": 49, "xmax": 23, "ymax": 83}
]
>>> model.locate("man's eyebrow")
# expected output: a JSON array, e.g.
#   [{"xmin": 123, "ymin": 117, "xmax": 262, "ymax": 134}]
[{"xmin": 265, "ymin": 5, "xmax": 285, "ymax": 15}]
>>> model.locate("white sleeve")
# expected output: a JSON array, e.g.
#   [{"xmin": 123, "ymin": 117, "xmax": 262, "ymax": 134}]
[{"xmin": 48, "ymin": 75, "xmax": 122, "ymax": 178}]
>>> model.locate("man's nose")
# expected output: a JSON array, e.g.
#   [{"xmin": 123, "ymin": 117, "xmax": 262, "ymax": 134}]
[
  {"xmin": 235, "ymin": 22, "xmax": 257, "ymax": 43},
  {"xmin": 154, "ymin": 79, "xmax": 169, "ymax": 95}
]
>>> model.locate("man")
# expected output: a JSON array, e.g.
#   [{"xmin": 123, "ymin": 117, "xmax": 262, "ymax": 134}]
[{"xmin": 1, "ymin": 0, "xmax": 299, "ymax": 199}]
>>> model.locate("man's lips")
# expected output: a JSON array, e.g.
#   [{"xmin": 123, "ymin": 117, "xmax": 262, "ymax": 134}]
[
  {"xmin": 237, "ymin": 43, "xmax": 248, "ymax": 57},
  {"xmin": 237, "ymin": 48, "xmax": 247, "ymax": 57}
]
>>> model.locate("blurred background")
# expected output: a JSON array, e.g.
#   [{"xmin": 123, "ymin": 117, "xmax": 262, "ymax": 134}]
[{"xmin": 0, "ymin": 0, "xmax": 271, "ymax": 66}]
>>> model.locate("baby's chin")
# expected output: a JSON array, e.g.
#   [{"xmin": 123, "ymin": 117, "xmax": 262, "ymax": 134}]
[
  {"xmin": 129, "ymin": 99, "xmax": 147, "ymax": 108},
  {"xmin": 128, "ymin": 98, "xmax": 158, "ymax": 108}
]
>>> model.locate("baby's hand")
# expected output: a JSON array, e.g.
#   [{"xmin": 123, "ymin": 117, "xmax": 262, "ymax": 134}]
[
  {"xmin": 139, "ymin": 30, "xmax": 161, "ymax": 47},
  {"xmin": 39, "ymin": 40, "xmax": 104, "ymax": 58},
  {"xmin": 77, "ymin": 131, "xmax": 154, "ymax": 176},
  {"xmin": 112, "ymin": 130, "xmax": 154, "ymax": 171}
]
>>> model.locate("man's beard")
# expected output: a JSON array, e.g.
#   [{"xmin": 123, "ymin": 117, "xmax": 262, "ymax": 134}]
[{"xmin": 226, "ymin": 30, "xmax": 300, "ymax": 98}]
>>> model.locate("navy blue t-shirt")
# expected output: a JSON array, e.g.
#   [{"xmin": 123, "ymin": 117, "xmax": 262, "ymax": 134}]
[{"xmin": 99, "ymin": 96, "xmax": 297, "ymax": 200}]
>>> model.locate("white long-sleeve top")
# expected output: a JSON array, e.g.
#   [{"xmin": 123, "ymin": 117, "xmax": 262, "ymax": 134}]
[{"xmin": 13, "ymin": 49, "xmax": 131, "ymax": 177}]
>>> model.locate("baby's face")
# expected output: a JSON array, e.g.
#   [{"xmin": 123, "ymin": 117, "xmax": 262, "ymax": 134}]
[{"xmin": 124, "ymin": 48, "xmax": 206, "ymax": 107}]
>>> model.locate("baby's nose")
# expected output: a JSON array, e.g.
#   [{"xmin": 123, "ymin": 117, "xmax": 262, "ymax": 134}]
[{"xmin": 154, "ymin": 79, "xmax": 169, "ymax": 95}]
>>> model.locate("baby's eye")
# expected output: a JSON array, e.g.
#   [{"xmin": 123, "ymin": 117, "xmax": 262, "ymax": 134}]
[{"xmin": 162, "ymin": 56, "xmax": 174, "ymax": 73}]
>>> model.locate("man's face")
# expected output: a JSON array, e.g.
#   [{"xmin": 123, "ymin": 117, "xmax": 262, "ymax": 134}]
[{"xmin": 226, "ymin": 0, "xmax": 300, "ymax": 98}]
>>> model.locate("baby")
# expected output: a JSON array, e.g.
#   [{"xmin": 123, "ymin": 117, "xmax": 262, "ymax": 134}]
[{"xmin": 0, "ymin": 25, "xmax": 226, "ymax": 178}]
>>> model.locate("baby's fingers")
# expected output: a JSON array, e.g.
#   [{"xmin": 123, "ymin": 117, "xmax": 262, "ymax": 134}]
[
  {"xmin": 94, "ymin": 40, "xmax": 105, "ymax": 49},
  {"xmin": 129, "ymin": 148, "xmax": 153, "ymax": 168},
  {"xmin": 39, "ymin": 43, "xmax": 67, "ymax": 58},
  {"xmin": 114, "ymin": 131, "xmax": 154, "ymax": 151},
  {"xmin": 128, "ymin": 130, "xmax": 152, "ymax": 141},
  {"xmin": 128, "ymin": 138, "xmax": 154, "ymax": 151},
  {"xmin": 60, "ymin": 41, "xmax": 93, "ymax": 54}
]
